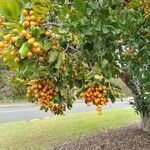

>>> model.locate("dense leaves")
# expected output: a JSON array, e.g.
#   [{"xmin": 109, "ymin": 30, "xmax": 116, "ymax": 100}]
[{"xmin": 0, "ymin": 0, "xmax": 150, "ymax": 114}]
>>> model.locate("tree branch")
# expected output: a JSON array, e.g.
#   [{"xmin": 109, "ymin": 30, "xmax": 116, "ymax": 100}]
[{"xmin": 119, "ymin": 71, "xmax": 141, "ymax": 96}]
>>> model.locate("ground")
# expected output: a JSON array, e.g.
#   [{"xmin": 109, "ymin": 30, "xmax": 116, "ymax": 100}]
[
  {"xmin": 53, "ymin": 123, "xmax": 150, "ymax": 150},
  {"xmin": 0, "ymin": 108, "xmax": 138, "ymax": 150}
]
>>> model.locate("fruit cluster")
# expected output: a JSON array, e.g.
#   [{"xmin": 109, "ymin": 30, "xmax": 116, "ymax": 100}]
[
  {"xmin": 49, "ymin": 103, "xmax": 66, "ymax": 115},
  {"xmin": 0, "ymin": 8, "xmax": 60, "ymax": 63},
  {"xmin": 19, "ymin": 9, "xmax": 46, "ymax": 61},
  {"xmin": 26, "ymin": 79, "xmax": 65, "ymax": 115},
  {"xmin": 140, "ymin": 0, "xmax": 150, "ymax": 17},
  {"xmin": 27, "ymin": 79, "xmax": 56, "ymax": 106},
  {"xmin": 80, "ymin": 84, "xmax": 108, "ymax": 114}
]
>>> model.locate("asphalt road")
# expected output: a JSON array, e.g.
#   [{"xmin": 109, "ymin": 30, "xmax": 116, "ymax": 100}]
[{"xmin": 0, "ymin": 101, "xmax": 132, "ymax": 123}]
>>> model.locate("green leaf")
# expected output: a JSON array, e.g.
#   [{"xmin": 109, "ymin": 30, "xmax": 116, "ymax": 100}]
[
  {"xmin": 55, "ymin": 54, "xmax": 63, "ymax": 69},
  {"xmin": 75, "ymin": 0, "xmax": 86, "ymax": 13},
  {"xmin": 2, "ymin": 49, "xmax": 19, "ymax": 70},
  {"xmin": 43, "ymin": 39, "xmax": 51, "ymax": 51},
  {"xmin": 30, "ymin": 27, "xmax": 41, "ymax": 39},
  {"xmin": 49, "ymin": 51, "xmax": 59, "ymax": 62},
  {"xmin": 0, "ymin": 0, "xmax": 20, "ymax": 22},
  {"xmin": 19, "ymin": 42, "xmax": 30, "ymax": 58},
  {"xmin": 102, "ymin": 59, "xmax": 108, "ymax": 68}
]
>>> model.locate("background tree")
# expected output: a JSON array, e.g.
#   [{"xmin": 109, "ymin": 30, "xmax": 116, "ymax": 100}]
[{"xmin": 0, "ymin": 0, "xmax": 150, "ymax": 132}]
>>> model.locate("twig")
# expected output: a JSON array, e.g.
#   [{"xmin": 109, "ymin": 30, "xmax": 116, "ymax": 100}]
[{"xmin": 64, "ymin": 44, "xmax": 69, "ymax": 52}]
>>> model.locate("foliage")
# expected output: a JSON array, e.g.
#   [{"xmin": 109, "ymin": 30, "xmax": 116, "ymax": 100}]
[{"xmin": 0, "ymin": 0, "xmax": 150, "ymax": 114}]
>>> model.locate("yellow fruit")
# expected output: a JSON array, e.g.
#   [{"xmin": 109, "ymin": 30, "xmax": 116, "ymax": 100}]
[
  {"xmin": 11, "ymin": 51, "xmax": 17, "ymax": 57},
  {"xmin": 22, "ymin": 9, "xmax": 28, "ymax": 16},
  {"xmin": 12, "ymin": 29, "xmax": 18, "ymax": 33},
  {"xmin": 0, "ymin": 42, "xmax": 5, "ymax": 48},
  {"xmin": 34, "ymin": 47, "xmax": 41, "ymax": 53},
  {"xmin": 95, "ymin": 98, "xmax": 100, "ymax": 104},
  {"xmin": 30, "ymin": 21, "xmax": 36, "ymax": 26},
  {"xmin": 21, "ymin": 30, "xmax": 28, "ymax": 37},
  {"xmin": 33, "ymin": 42, "xmax": 38, "ymax": 47},
  {"xmin": 15, "ymin": 57, "xmax": 20, "ymax": 62},
  {"xmin": 23, "ymin": 21, "xmax": 30, "ymax": 28},
  {"xmin": 29, "ymin": 10, "xmax": 34, "ymax": 15},
  {"xmin": 52, "ymin": 45, "xmax": 57, "ymax": 49},
  {"xmin": 25, "ymin": 33, "xmax": 32, "ymax": 40},
  {"xmin": 102, "ymin": 86, "xmax": 107, "ymax": 90},
  {"xmin": 27, "ymin": 51, "xmax": 33, "ymax": 58},
  {"xmin": 3, "ymin": 34, "xmax": 11, "ymax": 42},
  {"xmin": 25, "ymin": 16, "xmax": 31, "ymax": 22},
  {"xmin": 30, "ymin": 15, "xmax": 36, "ymax": 21},
  {"xmin": 28, "ymin": 38, "xmax": 35, "ymax": 45},
  {"xmin": 45, "ymin": 31, "xmax": 52, "ymax": 36},
  {"xmin": 11, "ymin": 36, "xmax": 18, "ymax": 43},
  {"xmin": 103, "ymin": 90, "xmax": 107, "ymax": 94},
  {"xmin": 98, "ymin": 94, "xmax": 102, "ymax": 98}
]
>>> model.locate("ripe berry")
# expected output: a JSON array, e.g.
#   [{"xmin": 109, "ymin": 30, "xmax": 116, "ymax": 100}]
[
  {"xmin": 27, "ymin": 51, "xmax": 33, "ymax": 58},
  {"xmin": 23, "ymin": 21, "xmax": 30, "ymax": 28},
  {"xmin": 22, "ymin": 9, "xmax": 28, "ymax": 16}
]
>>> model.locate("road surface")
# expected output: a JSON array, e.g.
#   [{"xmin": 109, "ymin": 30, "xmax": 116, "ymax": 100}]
[{"xmin": 0, "ymin": 101, "xmax": 131, "ymax": 123}]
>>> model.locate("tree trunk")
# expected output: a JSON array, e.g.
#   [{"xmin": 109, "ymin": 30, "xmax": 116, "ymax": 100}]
[{"xmin": 140, "ymin": 111, "xmax": 150, "ymax": 133}]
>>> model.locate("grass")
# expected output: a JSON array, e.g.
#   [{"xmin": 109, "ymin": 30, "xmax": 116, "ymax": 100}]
[{"xmin": 0, "ymin": 108, "xmax": 139, "ymax": 150}]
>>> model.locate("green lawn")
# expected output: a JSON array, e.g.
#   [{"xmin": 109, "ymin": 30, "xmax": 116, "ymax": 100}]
[{"xmin": 0, "ymin": 108, "xmax": 139, "ymax": 150}]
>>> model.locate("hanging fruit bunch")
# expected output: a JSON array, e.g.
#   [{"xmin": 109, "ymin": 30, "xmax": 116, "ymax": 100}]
[
  {"xmin": 0, "ymin": 8, "xmax": 60, "ymax": 63},
  {"xmin": 140, "ymin": 0, "xmax": 150, "ymax": 17},
  {"xmin": 26, "ymin": 78, "xmax": 65, "ymax": 115},
  {"xmin": 80, "ymin": 84, "xmax": 109, "ymax": 114}
]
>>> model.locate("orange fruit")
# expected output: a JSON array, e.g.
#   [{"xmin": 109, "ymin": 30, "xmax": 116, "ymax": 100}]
[
  {"xmin": 98, "ymin": 93, "xmax": 102, "ymax": 98},
  {"xmin": 102, "ymin": 86, "xmax": 107, "ymax": 90},
  {"xmin": 45, "ymin": 31, "xmax": 52, "ymax": 36},
  {"xmin": 80, "ymin": 93, "xmax": 85, "ymax": 98},
  {"xmin": 27, "ymin": 51, "xmax": 33, "ymax": 58},
  {"xmin": 25, "ymin": 33, "xmax": 32, "ymax": 40},
  {"xmin": 0, "ymin": 42, "xmax": 5, "ymax": 48},
  {"xmin": 23, "ymin": 21, "xmax": 30, "ymax": 28},
  {"xmin": 33, "ymin": 42, "xmax": 38, "ymax": 47},
  {"xmin": 22, "ymin": 9, "xmax": 28, "ymax": 16},
  {"xmin": 30, "ymin": 15, "xmax": 36, "ymax": 21},
  {"xmin": 25, "ymin": 16, "xmax": 31, "ymax": 22},
  {"xmin": 3, "ymin": 34, "xmax": 11, "ymax": 42},
  {"xmin": 98, "ymin": 87, "xmax": 103, "ymax": 91},
  {"xmin": 15, "ymin": 57, "xmax": 20, "ymax": 62},
  {"xmin": 100, "ymin": 101, "xmax": 105, "ymax": 105},
  {"xmin": 21, "ymin": 30, "xmax": 28, "ymax": 37},
  {"xmin": 29, "ymin": 10, "xmax": 34, "ymax": 15},
  {"xmin": 95, "ymin": 98, "xmax": 100, "ymax": 104},
  {"xmin": 34, "ymin": 47, "xmax": 41, "ymax": 53},
  {"xmin": 11, "ymin": 51, "xmax": 17, "ymax": 57},
  {"xmin": 30, "ymin": 21, "xmax": 36, "ymax": 26},
  {"xmin": 103, "ymin": 90, "xmax": 107, "ymax": 94},
  {"xmin": 28, "ymin": 38, "xmax": 35, "ymax": 45},
  {"xmin": 11, "ymin": 36, "xmax": 18, "ymax": 43}
]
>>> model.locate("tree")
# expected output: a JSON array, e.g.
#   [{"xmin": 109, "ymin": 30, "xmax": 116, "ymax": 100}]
[{"xmin": 0, "ymin": 0, "xmax": 150, "ymax": 132}]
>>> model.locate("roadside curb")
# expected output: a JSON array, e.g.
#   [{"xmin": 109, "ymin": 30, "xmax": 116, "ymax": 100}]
[{"xmin": 0, "ymin": 103, "xmax": 35, "ymax": 108}]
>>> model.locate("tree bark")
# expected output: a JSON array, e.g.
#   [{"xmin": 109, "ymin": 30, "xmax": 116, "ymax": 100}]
[
  {"xmin": 119, "ymin": 71, "xmax": 150, "ymax": 133},
  {"xmin": 140, "ymin": 111, "xmax": 150, "ymax": 133}
]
